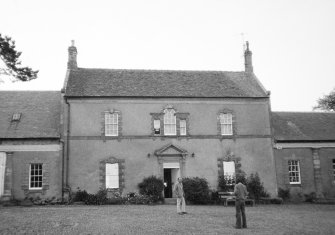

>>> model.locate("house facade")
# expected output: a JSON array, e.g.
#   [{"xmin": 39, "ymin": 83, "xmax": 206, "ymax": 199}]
[
  {"xmin": 61, "ymin": 42, "xmax": 277, "ymax": 198},
  {"xmin": 0, "ymin": 91, "xmax": 62, "ymax": 200},
  {"xmin": 1, "ymin": 42, "xmax": 335, "ymax": 202},
  {"xmin": 273, "ymin": 112, "xmax": 335, "ymax": 200}
]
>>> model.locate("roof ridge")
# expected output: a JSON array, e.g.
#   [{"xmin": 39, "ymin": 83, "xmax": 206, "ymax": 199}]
[
  {"xmin": 77, "ymin": 67, "xmax": 246, "ymax": 74},
  {"xmin": 273, "ymin": 111, "xmax": 335, "ymax": 114}
]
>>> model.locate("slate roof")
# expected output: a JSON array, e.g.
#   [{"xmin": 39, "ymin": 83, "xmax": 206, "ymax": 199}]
[
  {"xmin": 0, "ymin": 91, "xmax": 61, "ymax": 139},
  {"xmin": 65, "ymin": 68, "xmax": 268, "ymax": 98},
  {"xmin": 272, "ymin": 112, "xmax": 335, "ymax": 142}
]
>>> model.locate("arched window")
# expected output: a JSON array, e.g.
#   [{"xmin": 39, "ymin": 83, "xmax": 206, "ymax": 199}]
[{"xmin": 164, "ymin": 109, "xmax": 176, "ymax": 135}]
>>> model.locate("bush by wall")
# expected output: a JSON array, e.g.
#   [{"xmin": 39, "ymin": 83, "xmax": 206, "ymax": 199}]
[
  {"xmin": 138, "ymin": 175, "xmax": 164, "ymax": 203},
  {"xmin": 183, "ymin": 177, "xmax": 210, "ymax": 204},
  {"xmin": 278, "ymin": 188, "xmax": 290, "ymax": 201},
  {"xmin": 246, "ymin": 173, "xmax": 269, "ymax": 201},
  {"xmin": 218, "ymin": 175, "xmax": 235, "ymax": 192}
]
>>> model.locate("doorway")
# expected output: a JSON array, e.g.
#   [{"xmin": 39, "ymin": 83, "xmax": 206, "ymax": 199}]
[
  {"xmin": 0, "ymin": 153, "xmax": 6, "ymax": 197},
  {"xmin": 164, "ymin": 169, "xmax": 172, "ymax": 198},
  {"xmin": 163, "ymin": 162, "xmax": 180, "ymax": 198}
]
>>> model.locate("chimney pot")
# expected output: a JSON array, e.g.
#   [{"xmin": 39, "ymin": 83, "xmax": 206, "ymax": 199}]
[
  {"xmin": 67, "ymin": 40, "xmax": 77, "ymax": 69},
  {"xmin": 244, "ymin": 41, "xmax": 253, "ymax": 73}
]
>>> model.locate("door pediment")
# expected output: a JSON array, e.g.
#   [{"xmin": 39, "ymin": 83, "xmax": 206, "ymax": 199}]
[{"xmin": 154, "ymin": 144, "xmax": 188, "ymax": 157}]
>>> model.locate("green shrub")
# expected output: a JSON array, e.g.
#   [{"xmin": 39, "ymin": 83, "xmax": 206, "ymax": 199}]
[
  {"xmin": 270, "ymin": 197, "xmax": 283, "ymax": 204},
  {"xmin": 304, "ymin": 192, "xmax": 317, "ymax": 203},
  {"xmin": 73, "ymin": 188, "xmax": 89, "ymax": 202},
  {"xmin": 138, "ymin": 175, "xmax": 164, "ymax": 202},
  {"xmin": 209, "ymin": 190, "xmax": 220, "ymax": 204},
  {"xmin": 218, "ymin": 175, "xmax": 235, "ymax": 192},
  {"xmin": 278, "ymin": 188, "xmax": 290, "ymax": 201},
  {"xmin": 126, "ymin": 193, "xmax": 154, "ymax": 204},
  {"xmin": 183, "ymin": 177, "xmax": 210, "ymax": 204},
  {"xmin": 246, "ymin": 173, "xmax": 269, "ymax": 200}
]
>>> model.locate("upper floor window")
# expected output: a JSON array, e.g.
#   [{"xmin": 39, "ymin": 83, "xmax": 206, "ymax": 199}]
[
  {"xmin": 219, "ymin": 113, "xmax": 233, "ymax": 135},
  {"xmin": 105, "ymin": 112, "xmax": 118, "ymax": 136},
  {"xmin": 106, "ymin": 163, "xmax": 119, "ymax": 189},
  {"xmin": 154, "ymin": 119, "xmax": 161, "ymax": 135},
  {"xmin": 288, "ymin": 160, "xmax": 301, "ymax": 184},
  {"xmin": 151, "ymin": 105, "xmax": 189, "ymax": 136},
  {"xmin": 12, "ymin": 113, "xmax": 22, "ymax": 122},
  {"xmin": 29, "ymin": 163, "xmax": 43, "ymax": 190},
  {"xmin": 180, "ymin": 119, "xmax": 187, "ymax": 136},
  {"xmin": 164, "ymin": 109, "xmax": 176, "ymax": 135}
]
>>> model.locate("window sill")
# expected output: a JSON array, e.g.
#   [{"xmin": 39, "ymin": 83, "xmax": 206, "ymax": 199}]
[
  {"xmin": 27, "ymin": 189, "xmax": 43, "ymax": 193},
  {"xmin": 289, "ymin": 183, "xmax": 301, "ymax": 187}
]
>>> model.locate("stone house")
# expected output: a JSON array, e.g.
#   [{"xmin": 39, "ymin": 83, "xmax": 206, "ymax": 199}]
[
  {"xmin": 0, "ymin": 91, "xmax": 62, "ymax": 200},
  {"xmin": 1, "ymin": 42, "xmax": 335, "ymax": 202},
  {"xmin": 61, "ymin": 42, "xmax": 278, "ymax": 198},
  {"xmin": 273, "ymin": 112, "xmax": 335, "ymax": 200}
]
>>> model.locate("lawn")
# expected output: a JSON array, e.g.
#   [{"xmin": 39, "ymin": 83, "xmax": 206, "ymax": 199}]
[{"xmin": 0, "ymin": 204, "xmax": 334, "ymax": 234}]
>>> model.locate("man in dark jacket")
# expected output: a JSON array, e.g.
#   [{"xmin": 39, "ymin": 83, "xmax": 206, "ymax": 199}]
[{"xmin": 234, "ymin": 178, "xmax": 248, "ymax": 229}]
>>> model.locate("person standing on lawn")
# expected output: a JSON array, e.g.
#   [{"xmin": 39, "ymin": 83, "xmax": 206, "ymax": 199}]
[
  {"xmin": 234, "ymin": 178, "xmax": 248, "ymax": 229},
  {"xmin": 173, "ymin": 177, "xmax": 187, "ymax": 215}
]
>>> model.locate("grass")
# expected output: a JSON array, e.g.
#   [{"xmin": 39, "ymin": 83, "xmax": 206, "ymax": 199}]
[{"xmin": 0, "ymin": 204, "xmax": 335, "ymax": 234}]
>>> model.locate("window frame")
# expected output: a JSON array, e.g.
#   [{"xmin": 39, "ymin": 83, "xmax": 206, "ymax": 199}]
[
  {"xmin": 219, "ymin": 113, "xmax": 233, "ymax": 136},
  {"xmin": 29, "ymin": 163, "xmax": 43, "ymax": 190},
  {"xmin": 105, "ymin": 112, "xmax": 119, "ymax": 136},
  {"xmin": 288, "ymin": 160, "xmax": 301, "ymax": 185},
  {"xmin": 223, "ymin": 161, "xmax": 236, "ymax": 185},
  {"xmin": 179, "ymin": 119, "xmax": 187, "ymax": 136},
  {"xmin": 105, "ymin": 163, "xmax": 119, "ymax": 189},
  {"xmin": 154, "ymin": 119, "xmax": 161, "ymax": 135},
  {"xmin": 332, "ymin": 159, "xmax": 335, "ymax": 183},
  {"xmin": 163, "ymin": 108, "xmax": 177, "ymax": 136}
]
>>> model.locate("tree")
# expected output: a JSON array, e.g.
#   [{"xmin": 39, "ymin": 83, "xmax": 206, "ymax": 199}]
[
  {"xmin": 0, "ymin": 34, "xmax": 38, "ymax": 82},
  {"xmin": 313, "ymin": 88, "xmax": 335, "ymax": 111}
]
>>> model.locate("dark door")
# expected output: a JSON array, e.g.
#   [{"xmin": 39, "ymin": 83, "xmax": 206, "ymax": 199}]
[{"xmin": 164, "ymin": 169, "xmax": 172, "ymax": 198}]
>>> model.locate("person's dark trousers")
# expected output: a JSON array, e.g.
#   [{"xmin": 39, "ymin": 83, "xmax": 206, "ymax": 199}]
[{"xmin": 235, "ymin": 199, "xmax": 247, "ymax": 229}]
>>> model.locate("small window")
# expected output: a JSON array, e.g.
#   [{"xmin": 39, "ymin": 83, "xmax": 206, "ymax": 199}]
[
  {"xmin": 29, "ymin": 164, "xmax": 43, "ymax": 189},
  {"xmin": 288, "ymin": 160, "xmax": 301, "ymax": 184},
  {"xmin": 219, "ymin": 113, "xmax": 233, "ymax": 135},
  {"xmin": 105, "ymin": 113, "xmax": 118, "ymax": 136},
  {"xmin": 154, "ymin": 120, "xmax": 161, "ymax": 135},
  {"xmin": 106, "ymin": 163, "xmax": 119, "ymax": 189},
  {"xmin": 164, "ymin": 109, "xmax": 176, "ymax": 135},
  {"xmin": 223, "ymin": 161, "xmax": 235, "ymax": 185},
  {"xmin": 180, "ymin": 120, "xmax": 187, "ymax": 136},
  {"xmin": 12, "ymin": 113, "xmax": 21, "ymax": 121}
]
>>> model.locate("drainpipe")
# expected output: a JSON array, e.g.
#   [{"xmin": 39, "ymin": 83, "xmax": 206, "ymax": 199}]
[
  {"xmin": 60, "ymin": 139, "xmax": 65, "ymax": 200},
  {"xmin": 65, "ymin": 99, "xmax": 71, "ymax": 191}
]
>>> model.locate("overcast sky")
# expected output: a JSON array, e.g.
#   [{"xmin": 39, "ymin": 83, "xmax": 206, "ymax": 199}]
[{"xmin": 1, "ymin": 0, "xmax": 334, "ymax": 111}]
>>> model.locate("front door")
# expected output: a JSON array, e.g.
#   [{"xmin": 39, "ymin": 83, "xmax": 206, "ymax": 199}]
[
  {"xmin": 0, "ymin": 153, "xmax": 6, "ymax": 197},
  {"xmin": 164, "ymin": 169, "xmax": 172, "ymax": 198}
]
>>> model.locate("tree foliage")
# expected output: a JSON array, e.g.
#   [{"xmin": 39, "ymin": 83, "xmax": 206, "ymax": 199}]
[
  {"xmin": 313, "ymin": 88, "xmax": 335, "ymax": 111},
  {"xmin": 0, "ymin": 33, "xmax": 38, "ymax": 81}
]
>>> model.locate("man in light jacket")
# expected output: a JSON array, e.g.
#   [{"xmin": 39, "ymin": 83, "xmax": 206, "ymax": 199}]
[
  {"xmin": 173, "ymin": 177, "xmax": 187, "ymax": 215},
  {"xmin": 234, "ymin": 178, "xmax": 248, "ymax": 229}
]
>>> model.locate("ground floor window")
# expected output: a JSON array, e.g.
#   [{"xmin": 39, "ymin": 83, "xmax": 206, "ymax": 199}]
[
  {"xmin": 223, "ymin": 161, "xmax": 235, "ymax": 185},
  {"xmin": 29, "ymin": 163, "xmax": 43, "ymax": 189},
  {"xmin": 288, "ymin": 160, "xmax": 301, "ymax": 184},
  {"xmin": 106, "ymin": 163, "xmax": 119, "ymax": 189},
  {"xmin": 332, "ymin": 159, "xmax": 335, "ymax": 183}
]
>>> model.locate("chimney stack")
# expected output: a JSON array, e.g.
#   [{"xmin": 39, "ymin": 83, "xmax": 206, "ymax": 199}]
[
  {"xmin": 244, "ymin": 41, "xmax": 253, "ymax": 73},
  {"xmin": 67, "ymin": 40, "xmax": 77, "ymax": 69}
]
